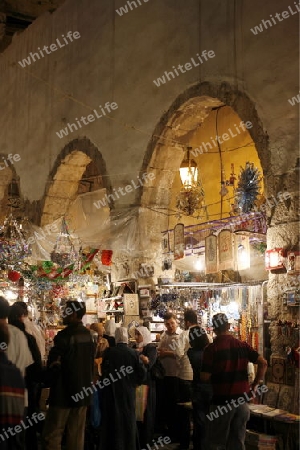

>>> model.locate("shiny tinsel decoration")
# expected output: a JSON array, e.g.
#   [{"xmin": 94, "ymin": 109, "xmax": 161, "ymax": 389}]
[
  {"xmin": 176, "ymin": 185, "xmax": 204, "ymax": 216},
  {"xmin": 151, "ymin": 295, "xmax": 160, "ymax": 310},
  {"xmin": 50, "ymin": 217, "xmax": 78, "ymax": 268},
  {"xmin": 156, "ymin": 304, "xmax": 167, "ymax": 319},
  {"xmin": 235, "ymin": 162, "xmax": 262, "ymax": 213},
  {"xmin": 0, "ymin": 214, "xmax": 31, "ymax": 266}
]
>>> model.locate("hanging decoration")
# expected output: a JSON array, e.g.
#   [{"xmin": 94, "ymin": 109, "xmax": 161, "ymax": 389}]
[
  {"xmin": 50, "ymin": 217, "xmax": 78, "ymax": 267},
  {"xmin": 26, "ymin": 249, "xmax": 99, "ymax": 280},
  {"xmin": 218, "ymin": 230, "xmax": 234, "ymax": 271},
  {"xmin": 174, "ymin": 223, "xmax": 185, "ymax": 260},
  {"xmin": 0, "ymin": 214, "xmax": 31, "ymax": 266},
  {"xmin": 205, "ymin": 234, "xmax": 218, "ymax": 274},
  {"xmin": 101, "ymin": 250, "xmax": 113, "ymax": 266},
  {"xmin": 7, "ymin": 270, "xmax": 21, "ymax": 282},
  {"xmin": 235, "ymin": 162, "xmax": 262, "ymax": 213},
  {"xmin": 220, "ymin": 163, "xmax": 236, "ymax": 197},
  {"xmin": 176, "ymin": 188, "xmax": 205, "ymax": 216}
]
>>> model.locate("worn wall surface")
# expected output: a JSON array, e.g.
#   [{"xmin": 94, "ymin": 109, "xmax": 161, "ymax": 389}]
[{"xmin": 0, "ymin": 0, "xmax": 298, "ymax": 204}]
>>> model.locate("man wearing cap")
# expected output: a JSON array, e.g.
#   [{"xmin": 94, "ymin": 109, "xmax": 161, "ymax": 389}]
[{"xmin": 200, "ymin": 313, "xmax": 267, "ymax": 450}]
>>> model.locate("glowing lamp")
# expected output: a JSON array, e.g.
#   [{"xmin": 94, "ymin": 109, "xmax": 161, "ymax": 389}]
[
  {"xmin": 194, "ymin": 254, "xmax": 205, "ymax": 271},
  {"xmin": 179, "ymin": 148, "xmax": 198, "ymax": 188},
  {"xmin": 265, "ymin": 248, "xmax": 286, "ymax": 270}
]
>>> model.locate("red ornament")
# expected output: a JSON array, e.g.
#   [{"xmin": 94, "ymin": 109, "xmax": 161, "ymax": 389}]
[
  {"xmin": 101, "ymin": 250, "xmax": 113, "ymax": 266},
  {"xmin": 8, "ymin": 270, "xmax": 21, "ymax": 282}
]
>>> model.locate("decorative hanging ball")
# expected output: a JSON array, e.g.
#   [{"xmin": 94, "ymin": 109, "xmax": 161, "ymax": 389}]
[
  {"xmin": 101, "ymin": 250, "xmax": 113, "ymax": 266},
  {"xmin": 235, "ymin": 162, "xmax": 262, "ymax": 213},
  {"xmin": 8, "ymin": 270, "xmax": 21, "ymax": 282}
]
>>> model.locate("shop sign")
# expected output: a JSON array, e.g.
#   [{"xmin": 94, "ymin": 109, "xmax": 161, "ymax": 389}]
[
  {"xmin": 205, "ymin": 234, "xmax": 218, "ymax": 274},
  {"xmin": 174, "ymin": 223, "xmax": 185, "ymax": 260},
  {"xmin": 218, "ymin": 230, "xmax": 234, "ymax": 271},
  {"xmin": 123, "ymin": 293, "xmax": 139, "ymax": 316}
]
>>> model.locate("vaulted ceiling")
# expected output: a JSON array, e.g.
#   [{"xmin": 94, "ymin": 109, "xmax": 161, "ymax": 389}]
[{"xmin": 0, "ymin": 0, "xmax": 65, "ymax": 52}]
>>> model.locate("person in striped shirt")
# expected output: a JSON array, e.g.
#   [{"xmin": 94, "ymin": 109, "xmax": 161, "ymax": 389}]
[{"xmin": 200, "ymin": 313, "xmax": 267, "ymax": 450}]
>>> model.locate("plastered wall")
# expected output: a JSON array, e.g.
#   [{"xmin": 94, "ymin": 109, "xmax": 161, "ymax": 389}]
[{"xmin": 0, "ymin": 0, "xmax": 298, "ymax": 205}]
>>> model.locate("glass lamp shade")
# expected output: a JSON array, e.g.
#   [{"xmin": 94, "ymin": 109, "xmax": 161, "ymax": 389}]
[{"xmin": 179, "ymin": 159, "xmax": 198, "ymax": 187}]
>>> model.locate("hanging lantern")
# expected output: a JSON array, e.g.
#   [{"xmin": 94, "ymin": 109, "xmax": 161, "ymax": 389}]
[
  {"xmin": 179, "ymin": 148, "xmax": 198, "ymax": 188},
  {"xmin": 176, "ymin": 147, "xmax": 205, "ymax": 217},
  {"xmin": 265, "ymin": 248, "xmax": 286, "ymax": 271},
  {"xmin": 50, "ymin": 217, "xmax": 78, "ymax": 267}
]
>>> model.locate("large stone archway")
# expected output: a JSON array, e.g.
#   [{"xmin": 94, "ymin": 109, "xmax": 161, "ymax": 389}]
[
  {"xmin": 138, "ymin": 81, "xmax": 269, "ymax": 255},
  {"xmin": 41, "ymin": 138, "xmax": 111, "ymax": 226}
]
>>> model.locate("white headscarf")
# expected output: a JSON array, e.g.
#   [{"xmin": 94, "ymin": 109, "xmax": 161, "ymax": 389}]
[
  {"xmin": 135, "ymin": 326, "xmax": 152, "ymax": 347},
  {"xmin": 115, "ymin": 327, "xmax": 128, "ymax": 344},
  {"xmin": 105, "ymin": 319, "xmax": 116, "ymax": 337}
]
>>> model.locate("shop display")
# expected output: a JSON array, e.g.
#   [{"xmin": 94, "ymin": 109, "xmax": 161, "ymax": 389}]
[{"xmin": 149, "ymin": 282, "xmax": 263, "ymax": 348}]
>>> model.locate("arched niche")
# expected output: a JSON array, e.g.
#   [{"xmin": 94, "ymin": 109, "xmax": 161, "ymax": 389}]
[
  {"xmin": 138, "ymin": 81, "xmax": 269, "ymax": 251},
  {"xmin": 41, "ymin": 138, "xmax": 111, "ymax": 226},
  {"xmin": 0, "ymin": 156, "xmax": 20, "ymax": 224}
]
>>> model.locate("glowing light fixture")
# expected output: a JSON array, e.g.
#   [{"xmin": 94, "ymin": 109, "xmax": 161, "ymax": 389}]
[
  {"xmin": 194, "ymin": 254, "xmax": 205, "ymax": 271},
  {"xmin": 176, "ymin": 147, "xmax": 205, "ymax": 217},
  {"xmin": 265, "ymin": 248, "xmax": 286, "ymax": 270},
  {"xmin": 179, "ymin": 148, "xmax": 198, "ymax": 188},
  {"xmin": 237, "ymin": 244, "xmax": 250, "ymax": 268},
  {"xmin": 5, "ymin": 289, "xmax": 18, "ymax": 301}
]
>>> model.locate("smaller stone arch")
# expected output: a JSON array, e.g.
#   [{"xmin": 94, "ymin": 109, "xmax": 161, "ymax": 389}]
[
  {"xmin": 41, "ymin": 138, "xmax": 111, "ymax": 226},
  {"xmin": 0, "ymin": 155, "xmax": 20, "ymax": 223}
]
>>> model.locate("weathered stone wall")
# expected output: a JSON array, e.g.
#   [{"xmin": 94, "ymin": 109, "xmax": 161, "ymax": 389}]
[
  {"xmin": 266, "ymin": 167, "xmax": 299, "ymax": 357},
  {"xmin": 0, "ymin": 0, "xmax": 298, "ymax": 205}
]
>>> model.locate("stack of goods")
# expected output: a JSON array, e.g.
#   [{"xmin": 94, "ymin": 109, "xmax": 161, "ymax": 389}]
[{"xmin": 245, "ymin": 430, "xmax": 278, "ymax": 450}]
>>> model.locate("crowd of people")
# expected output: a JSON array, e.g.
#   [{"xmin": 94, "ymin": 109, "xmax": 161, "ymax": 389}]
[{"xmin": 0, "ymin": 296, "xmax": 267, "ymax": 450}]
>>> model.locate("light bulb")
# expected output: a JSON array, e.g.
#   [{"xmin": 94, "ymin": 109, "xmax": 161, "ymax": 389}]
[
  {"xmin": 5, "ymin": 290, "xmax": 18, "ymax": 301},
  {"xmin": 195, "ymin": 255, "xmax": 205, "ymax": 271}
]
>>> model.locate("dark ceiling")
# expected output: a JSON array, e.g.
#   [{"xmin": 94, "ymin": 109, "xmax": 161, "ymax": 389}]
[{"xmin": 0, "ymin": 0, "xmax": 65, "ymax": 52}]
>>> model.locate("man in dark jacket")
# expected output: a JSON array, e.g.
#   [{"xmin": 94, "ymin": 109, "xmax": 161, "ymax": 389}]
[
  {"xmin": 42, "ymin": 301, "xmax": 94, "ymax": 450},
  {"xmin": 100, "ymin": 327, "xmax": 146, "ymax": 450}
]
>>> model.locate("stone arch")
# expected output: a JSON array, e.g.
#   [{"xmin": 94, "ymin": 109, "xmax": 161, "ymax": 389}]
[
  {"xmin": 142, "ymin": 81, "xmax": 269, "ymax": 180},
  {"xmin": 41, "ymin": 138, "xmax": 111, "ymax": 226},
  {"xmin": 138, "ymin": 81, "xmax": 269, "ymax": 253},
  {"xmin": 0, "ymin": 155, "xmax": 21, "ymax": 223}
]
